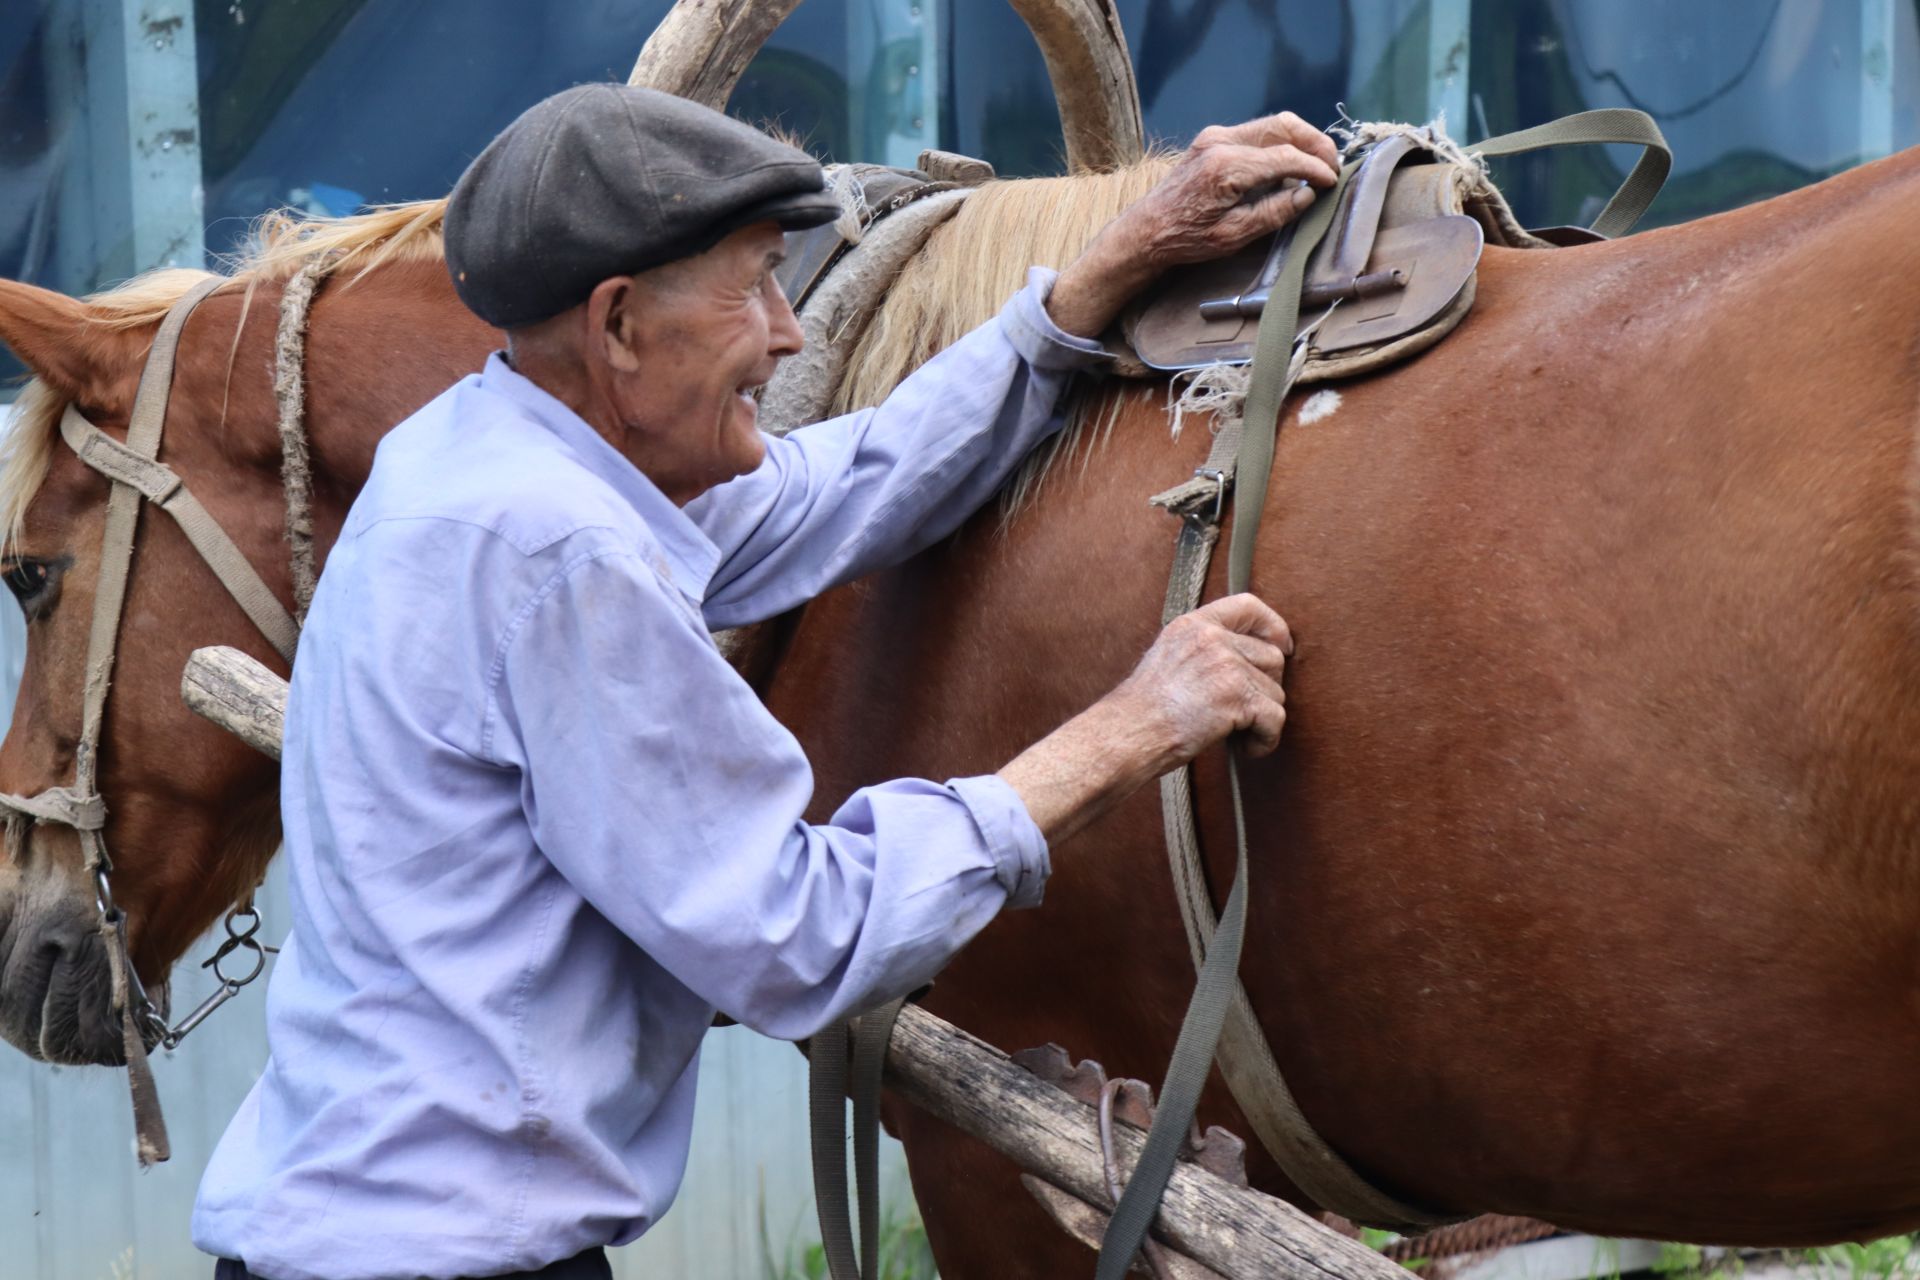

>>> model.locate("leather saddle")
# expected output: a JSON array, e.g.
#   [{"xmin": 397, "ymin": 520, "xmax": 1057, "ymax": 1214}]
[{"xmin": 1123, "ymin": 128, "xmax": 1592, "ymax": 380}]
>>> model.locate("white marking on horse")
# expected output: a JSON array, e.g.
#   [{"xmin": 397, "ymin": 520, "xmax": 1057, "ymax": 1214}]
[{"xmin": 1298, "ymin": 389, "xmax": 1342, "ymax": 425}]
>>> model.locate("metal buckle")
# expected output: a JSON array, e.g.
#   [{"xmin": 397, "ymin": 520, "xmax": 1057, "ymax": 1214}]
[{"xmin": 1191, "ymin": 467, "xmax": 1229, "ymax": 525}]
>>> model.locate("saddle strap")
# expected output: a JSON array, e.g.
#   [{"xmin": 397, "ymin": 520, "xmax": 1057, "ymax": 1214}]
[
  {"xmin": 1470, "ymin": 108, "xmax": 1672, "ymax": 240},
  {"xmin": 1106, "ymin": 108, "xmax": 1674, "ymax": 1267},
  {"xmin": 811, "ymin": 997, "xmax": 908, "ymax": 1280},
  {"xmin": 1094, "ymin": 170, "xmax": 1347, "ymax": 1279}
]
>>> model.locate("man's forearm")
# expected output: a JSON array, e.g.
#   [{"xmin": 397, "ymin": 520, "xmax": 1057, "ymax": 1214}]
[
  {"xmin": 1045, "ymin": 232, "xmax": 1158, "ymax": 340},
  {"xmin": 997, "ymin": 700, "xmax": 1176, "ymax": 847}
]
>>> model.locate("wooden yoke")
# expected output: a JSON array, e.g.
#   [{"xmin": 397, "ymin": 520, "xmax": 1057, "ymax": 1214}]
[{"xmin": 629, "ymin": 0, "xmax": 1143, "ymax": 177}]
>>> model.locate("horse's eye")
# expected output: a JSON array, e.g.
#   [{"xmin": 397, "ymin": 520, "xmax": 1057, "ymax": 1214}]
[{"xmin": 1, "ymin": 558, "xmax": 59, "ymax": 618}]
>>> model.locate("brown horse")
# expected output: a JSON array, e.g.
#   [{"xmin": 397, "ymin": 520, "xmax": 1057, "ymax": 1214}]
[{"xmin": 0, "ymin": 146, "xmax": 1917, "ymax": 1279}]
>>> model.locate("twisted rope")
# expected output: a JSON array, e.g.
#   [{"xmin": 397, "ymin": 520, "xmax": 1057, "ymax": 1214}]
[{"xmin": 272, "ymin": 257, "xmax": 328, "ymax": 622}]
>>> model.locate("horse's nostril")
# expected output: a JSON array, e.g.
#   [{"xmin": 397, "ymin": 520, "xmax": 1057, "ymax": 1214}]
[{"xmin": 0, "ymin": 900, "xmax": 124, "ymax": 1065}]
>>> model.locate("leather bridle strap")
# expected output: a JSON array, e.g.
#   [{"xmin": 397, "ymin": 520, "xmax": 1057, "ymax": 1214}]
[
  {"xmin": 60, "ymin": 404, "xmax": 299, "ymax": 662},
  {"xmin": 71, "ymin": 274, "xmax": 224, "ymax": 1164}
]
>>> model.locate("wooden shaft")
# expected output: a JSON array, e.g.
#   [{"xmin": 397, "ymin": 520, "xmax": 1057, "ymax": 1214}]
[
  {"xmin": 627, "ymin": 0, "xmax": 806, "ymax": 110},
  {"xmin": 1005, "ymin": 0, "xmax": 1145, "ymax": 172},
  {"xmin": 178, "ymin": 643, "xmax": 1400, "ymax": 1279},
  {"xmin": 182, "ymin": 646, "xmax": 286, "ymax": 761},
  {"xmin": 885, "ymin": 1005, "xmax": 1405, "ymax": 1280}
]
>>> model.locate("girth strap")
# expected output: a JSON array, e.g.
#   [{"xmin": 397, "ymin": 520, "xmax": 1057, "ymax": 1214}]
[
  {"xmin": 1107, "ymin": 108, "xmax": 1672, "ymax": 1270},
  {"xmin": 1150, "ymin": 392, "xmax": 1449, "ymax": 1231}
]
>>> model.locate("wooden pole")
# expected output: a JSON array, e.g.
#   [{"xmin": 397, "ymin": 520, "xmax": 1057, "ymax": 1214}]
[
  {"xmin": 627, "ymin": 0, "xmax": 805, "ymax": 110},
  {"xmin": 1004, "ymin": 0, "xmax": 1145, "ymax": 172},
  {"xmin": 179, "ymin": 644, "xmax": 1405, "ymax": 1280},
  {"xmin": 181, "ymin": 645, "xmax": 285, "ymax": 760}
]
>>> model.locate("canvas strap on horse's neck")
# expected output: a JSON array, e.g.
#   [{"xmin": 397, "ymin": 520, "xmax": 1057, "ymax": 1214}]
[{"xmin": 1103, "ymin": 108, "xmax": 1671, "ymax": 1273}]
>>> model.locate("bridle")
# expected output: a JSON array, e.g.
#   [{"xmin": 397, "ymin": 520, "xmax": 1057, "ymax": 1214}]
[{"xmin": 0, "ymin": 276, "xmax": 304, "ymax": 1164}]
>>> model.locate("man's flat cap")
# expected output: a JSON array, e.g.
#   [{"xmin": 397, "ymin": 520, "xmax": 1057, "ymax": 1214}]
[{"xmin": 444, "ymin": 83, "xmax": 841, "ymax": 329}]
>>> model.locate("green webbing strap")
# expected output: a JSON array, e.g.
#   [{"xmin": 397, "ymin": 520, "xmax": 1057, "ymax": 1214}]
[
  {"xmin": 812, "ymin": 997, "xmax": 908, "ymax": 1280},
  {"xmin": 1096, "ymin": 172, "xmax": 1346, "ymax": 1280},
  {"xmin": 1469, "ymin": 108, "xmax": 1671, "ymax": 239}
]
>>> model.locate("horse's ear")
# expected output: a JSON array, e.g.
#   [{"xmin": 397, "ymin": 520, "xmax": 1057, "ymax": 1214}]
[{"xmin": 0, "ymin": 278, "xmax": 145, "ymax": 414}]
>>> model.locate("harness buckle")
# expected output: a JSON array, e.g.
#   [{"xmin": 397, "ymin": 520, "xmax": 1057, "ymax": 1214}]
[{"xmin": 1190, "ymin": 467, "xmax": 1229, "ymax": 526}]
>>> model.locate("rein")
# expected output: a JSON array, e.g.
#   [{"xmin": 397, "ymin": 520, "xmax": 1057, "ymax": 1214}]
[{"xmin": 0, "ymin": 269, "xmax": 317, "ymax": 1164}]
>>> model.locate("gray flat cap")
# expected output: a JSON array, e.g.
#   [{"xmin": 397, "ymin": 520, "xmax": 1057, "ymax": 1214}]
[{"xmin": 444, "ymin": 83, "xmax": 841, "ymax": 329}]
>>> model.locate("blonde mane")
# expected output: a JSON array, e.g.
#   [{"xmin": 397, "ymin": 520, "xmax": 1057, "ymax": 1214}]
[
  {"xmin": 0, "ymin": 199, "xmax": 449, "ymax": 552},
  {"xmin": 833, "ymin": 155, "xmax": 1176, "ymax": 415}
]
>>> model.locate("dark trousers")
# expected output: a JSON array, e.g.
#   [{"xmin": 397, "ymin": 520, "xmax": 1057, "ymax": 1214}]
[{"xmin": 212, "ymin": 1246, "xmax": 612, "ymax": 1280}]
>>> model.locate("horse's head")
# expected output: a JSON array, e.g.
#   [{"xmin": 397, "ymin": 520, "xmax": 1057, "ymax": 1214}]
[
  {"xmin": 0, "ymin": 217, "xmax": 493, "ymax": 1064},
  {"xmin": 0, "ymin": 275, "xmax": 299, "ymax": 1062}
]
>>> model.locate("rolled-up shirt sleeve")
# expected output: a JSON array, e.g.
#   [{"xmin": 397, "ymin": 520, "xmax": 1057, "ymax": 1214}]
[
  {"xmin": 489, "ymin": 545, "xmax": 1049, "ymax": 1040},
  {"xmin": 689, "ymin": 266, "xmax": 1110, "ymax": 628}
]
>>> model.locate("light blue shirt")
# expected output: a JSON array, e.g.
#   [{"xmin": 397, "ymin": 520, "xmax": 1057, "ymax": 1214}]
[{"xmin": 191, "ymin": 269, "xmax": 1108, "ymax": 1280}]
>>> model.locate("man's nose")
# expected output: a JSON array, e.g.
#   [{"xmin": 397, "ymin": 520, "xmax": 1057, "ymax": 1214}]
[{"xmin": 768, "ymin": 280, "xmax": 804, "ymax": 358}]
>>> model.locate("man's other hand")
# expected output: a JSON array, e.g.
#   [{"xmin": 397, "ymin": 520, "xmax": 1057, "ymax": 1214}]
[
  {"xmin": 1109, "ymin": 593, "xmax": 1293, "ymax": 764},
  {"xmin": 997, "ymin": 594, "xmax": 1293, "ymax": 847}
]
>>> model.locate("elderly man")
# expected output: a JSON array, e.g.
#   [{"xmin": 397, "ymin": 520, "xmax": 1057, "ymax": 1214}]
[{"xmin": 192, "ymin": 84, "xmax": 1336, "ymax": 1280}]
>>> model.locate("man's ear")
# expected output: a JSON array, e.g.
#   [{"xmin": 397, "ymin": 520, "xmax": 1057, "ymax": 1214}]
[{"xmin": 586, "ymin": 276, "xmax": 643, "ymax": 374}]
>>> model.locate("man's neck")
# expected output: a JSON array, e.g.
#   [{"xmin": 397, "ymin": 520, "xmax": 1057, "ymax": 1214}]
[{"xmin": 506, "ymin": 347, "xmax": 629, "ymax": 459}]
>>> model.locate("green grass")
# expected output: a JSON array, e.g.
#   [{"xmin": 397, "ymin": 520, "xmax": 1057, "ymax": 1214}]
[{"xmin": 758, "ymin": 1177, "xmax": 938, "ymax": 1280}]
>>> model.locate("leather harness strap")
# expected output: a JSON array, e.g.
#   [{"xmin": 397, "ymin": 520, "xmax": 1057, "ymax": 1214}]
[
  {"xmin": 59, "ymin": 406, "xmax": 300, "ymax": 662},
  {"xmin": 810, "ymin": 996, "xmax": 909, "ymax": 1280},
  {"xmin": 67, "ymin": 273, "xmax": 222, "ymax": 1164}
]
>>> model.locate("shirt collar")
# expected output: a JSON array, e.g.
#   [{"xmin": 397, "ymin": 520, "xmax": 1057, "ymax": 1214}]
[{"xmin": 477, "ymin": 352, "xmax": 722, "ymax": 597}]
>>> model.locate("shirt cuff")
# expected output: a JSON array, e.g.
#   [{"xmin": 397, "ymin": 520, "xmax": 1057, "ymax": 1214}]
[
  {"xmin": 999, "ymin": 266, "xmax": 1117, "ymax": 373},
  {"xmin": 948, "ymin": 773, "xmax": 1051, "ymax": 910}
]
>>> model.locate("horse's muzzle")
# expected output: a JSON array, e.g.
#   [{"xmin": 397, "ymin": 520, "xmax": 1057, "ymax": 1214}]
[{"xmin": 0, "ymin": 897, "xmax": 125, "ymax": 1065}]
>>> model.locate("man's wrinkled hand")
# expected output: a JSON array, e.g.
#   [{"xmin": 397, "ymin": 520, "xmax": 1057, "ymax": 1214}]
[
  {"xmin": 1047, "ymin": 112, "xmax": 1340, "ymax": 339},
  {"xmin": 1119, "ymin": 113, "xmax": 1341, "ymax": 272},
  {"xmin": 1110, "ymin": 592, "xmax": 1293, "ymax": 766}
]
